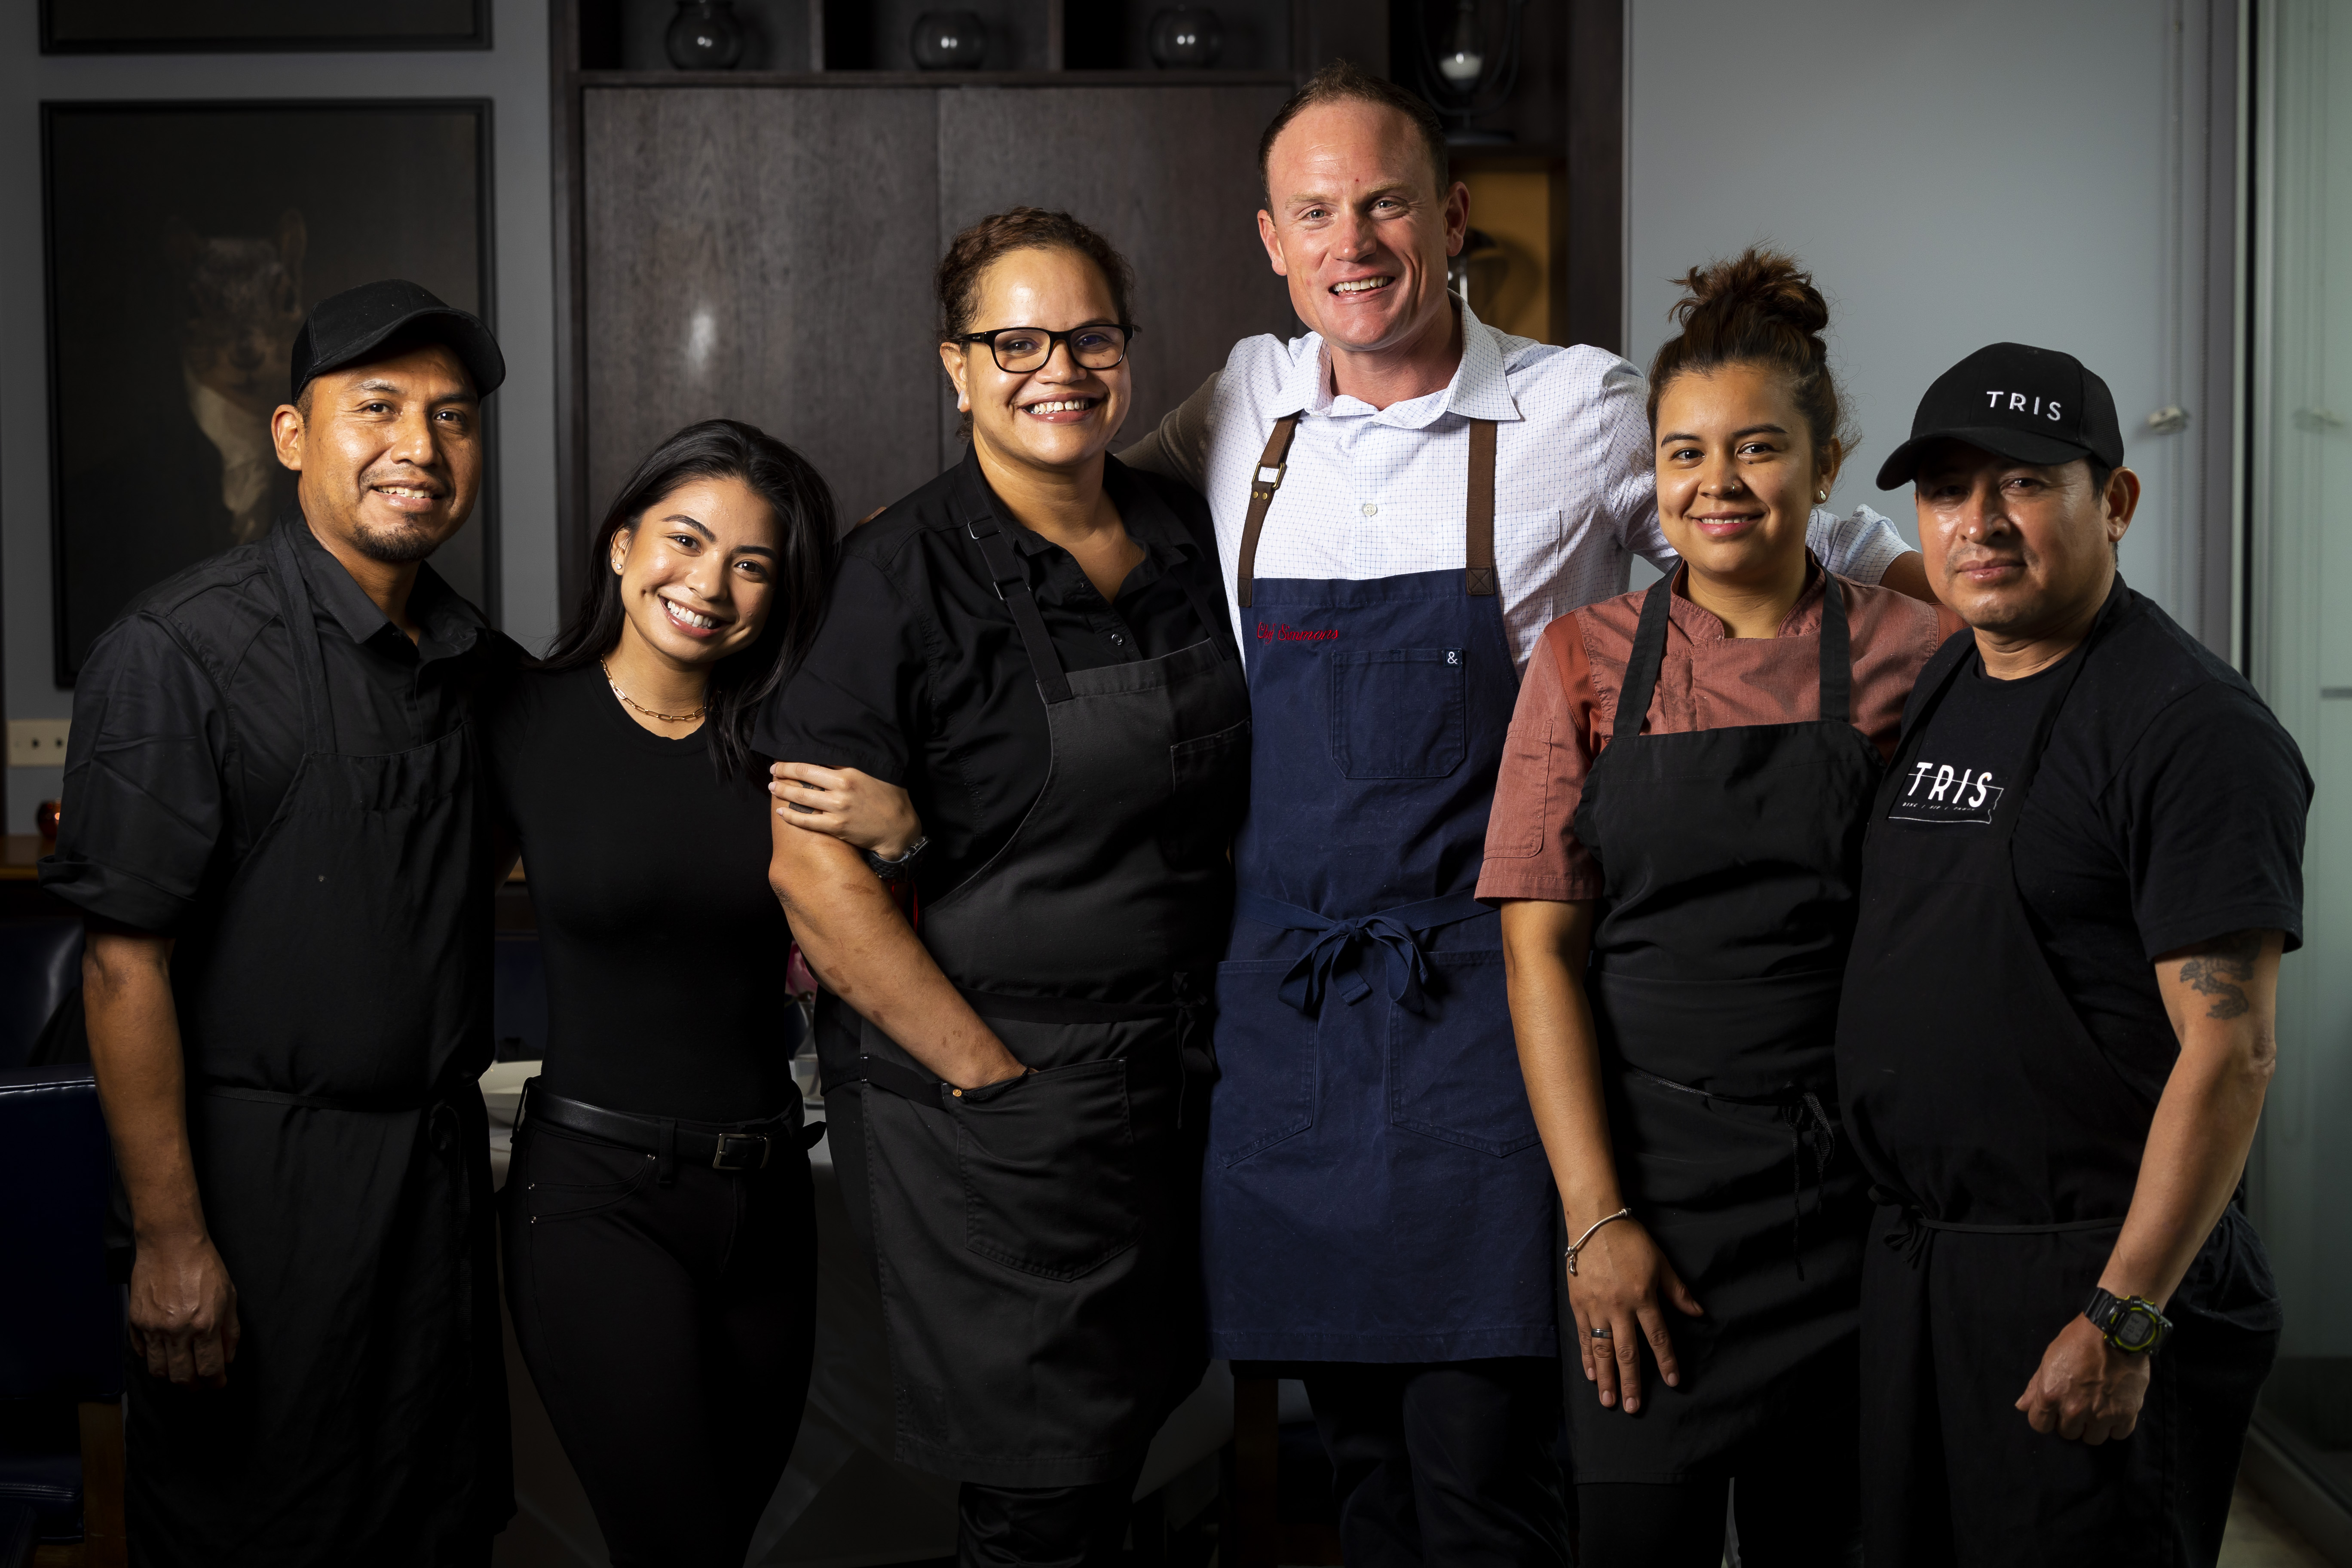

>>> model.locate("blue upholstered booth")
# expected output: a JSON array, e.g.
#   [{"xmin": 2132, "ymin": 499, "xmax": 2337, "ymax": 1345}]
[
  {"xmin": 0, "ymin": 919, "xmax": 82, "ymax": 1071},
  {"xmin": 0, "ymin": 1063, "xmax": 123, "ymax": 1556}
]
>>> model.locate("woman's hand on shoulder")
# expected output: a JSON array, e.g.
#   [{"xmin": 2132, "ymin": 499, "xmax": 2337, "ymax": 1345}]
[{"xmin": 770, "ymin": 762, "xmax": 922, "ymax": 859}]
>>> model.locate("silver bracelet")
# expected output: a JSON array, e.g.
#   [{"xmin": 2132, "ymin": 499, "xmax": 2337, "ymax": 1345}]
[{"xmin": 1564, "ymin": 1207, "xmax": 1634, "ymax": 1277}]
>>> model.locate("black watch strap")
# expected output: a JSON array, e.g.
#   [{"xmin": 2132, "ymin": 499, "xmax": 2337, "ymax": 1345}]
[
  {"xmin": 864, "ymin": 834, "xmax": 928, "ymax": 881},
  {"xmin": 2083, "ymin": 1287, "xmax": 2173, "ymax": 1355}
]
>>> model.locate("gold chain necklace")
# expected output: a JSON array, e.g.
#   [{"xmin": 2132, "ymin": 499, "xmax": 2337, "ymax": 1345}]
[{"xmin": 600, "ymin": 660, "xmax": 706, "ymax": 724}]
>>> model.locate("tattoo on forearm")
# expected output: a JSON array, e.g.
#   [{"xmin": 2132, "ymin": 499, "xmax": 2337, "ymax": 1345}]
[{"xmin": 2178, "ymin": 930, "xmax": 2263, "ymax": 1020}]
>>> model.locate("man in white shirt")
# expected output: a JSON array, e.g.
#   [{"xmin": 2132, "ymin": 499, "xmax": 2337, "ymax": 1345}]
[{"xmin": 1120, "ymin": 62, "xmax": 1923, "ymax": 1567}]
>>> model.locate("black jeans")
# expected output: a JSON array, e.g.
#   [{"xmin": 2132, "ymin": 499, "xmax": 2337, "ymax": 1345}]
[
  {"xmin": 501, "ymin": 1122, "xmax": 817, "ymax": 1568},
  {"xmin": 956, "ymin": 1467, "xmax": 1145, "ymax": 1568},
  {"xmin": 1300, "ymin": 1358, "xmax": 1571, "ymax": 1568}
]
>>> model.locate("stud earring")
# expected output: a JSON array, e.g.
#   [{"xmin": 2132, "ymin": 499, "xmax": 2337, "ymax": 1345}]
[{"xmin": 1816, "ymin": 489, "xmax": 1828, "ymax": 502}]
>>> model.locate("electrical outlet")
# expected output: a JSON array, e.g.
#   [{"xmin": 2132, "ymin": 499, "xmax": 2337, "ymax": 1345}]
[{"xmin": 8, "ymin": 719, "xmax": 70, "ymax": 768}]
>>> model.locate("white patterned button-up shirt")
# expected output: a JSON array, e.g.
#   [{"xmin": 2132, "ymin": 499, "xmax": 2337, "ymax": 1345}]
[{"xmin": 1133, "ymin": 303, "xmax": 1909, "ymax": 671}]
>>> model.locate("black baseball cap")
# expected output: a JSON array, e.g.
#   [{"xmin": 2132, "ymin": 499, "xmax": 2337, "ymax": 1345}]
[
  {"xmin": 1875, "ymin": 342, "xmax": 2123, "ymax": 490},
  {"xmin": 289, "ymin": 279, "xmax": 505, "ymax": 401}
]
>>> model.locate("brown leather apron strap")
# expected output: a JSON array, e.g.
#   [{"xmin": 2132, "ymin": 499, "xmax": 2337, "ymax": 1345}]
[
  {"xmin": 1235, "ymin": 412, "xmax": 1498, "ymax": 606},
  {"xmin": 1466, "ymin": 416, "xmax": 1497, "ymax": 597},
  {"xmin": 1234, "ymin": 415, "xmax": 1298, "ymax": 610}
]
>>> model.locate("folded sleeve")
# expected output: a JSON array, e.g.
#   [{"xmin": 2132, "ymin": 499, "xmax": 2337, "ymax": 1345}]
[
  {"xmin": 1477, "ymin": 621, "xmax": 1603, "ymax": 902},
  {"xmin": 751, "ymin": 554, "xmax": 925, "ymax": 786},
  {"xmin": 1596, "ymin": 359, "xmax": 1675, "ymax": 570},
  {"xmin": 39, "ymin": 616, "xmax": 230, "ymax": 935},
  {"xmin": 2117, "ymin": 682, "xmax": 2312, "ymax": 958},
  {"xmin": 1809, "ymin": 505, "xmax": 1912, "ymax": 585}
]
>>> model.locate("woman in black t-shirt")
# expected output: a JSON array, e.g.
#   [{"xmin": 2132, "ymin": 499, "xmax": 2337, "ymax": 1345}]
[{"xmin": 485, "ymin": 419, "xmax": 917, "ymax": 1568}]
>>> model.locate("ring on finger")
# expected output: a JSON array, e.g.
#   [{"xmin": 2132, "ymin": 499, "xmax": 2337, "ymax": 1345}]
[{"xmin": 1590, "ymin": 1325, "xmax": 1612, "ymax": 1340}]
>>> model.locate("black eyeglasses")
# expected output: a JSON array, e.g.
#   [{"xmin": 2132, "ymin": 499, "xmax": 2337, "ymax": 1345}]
[{"xmin": 955, "ymin": 323, "xmax": 1139, "ymax": 374}]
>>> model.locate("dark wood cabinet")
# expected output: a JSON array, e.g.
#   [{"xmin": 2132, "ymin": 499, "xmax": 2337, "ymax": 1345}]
[{"xmin": 548, "ymin": 0, "xmax": 1620, "ymax": 607}]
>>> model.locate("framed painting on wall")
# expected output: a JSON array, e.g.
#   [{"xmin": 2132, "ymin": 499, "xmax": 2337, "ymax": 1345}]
[
  {"xmin": 41, "ymin": 101, "xmax": 495, "ymax": 682},
  {"xmin": 40, "ymin": 1, "xmax": 488, "ymax": 53}
]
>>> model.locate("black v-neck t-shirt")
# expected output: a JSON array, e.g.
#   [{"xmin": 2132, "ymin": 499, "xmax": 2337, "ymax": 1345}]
[
  {"xmin": 482, "ymin": 664, "xmax": 796, "ymax": 1122},
  {"xmin": 1884, "ymin": 581, "xmax": 2309, "ymax": 1106}
]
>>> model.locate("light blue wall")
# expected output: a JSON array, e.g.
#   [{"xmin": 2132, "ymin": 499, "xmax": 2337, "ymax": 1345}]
[{"xmin": 0, "ymin": 0, "xmax": 562, "ymax": 829}]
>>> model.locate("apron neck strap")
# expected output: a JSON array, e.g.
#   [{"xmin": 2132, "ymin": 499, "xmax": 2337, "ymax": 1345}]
[
  {"xmin": 1612, "ymin": 573, "xmax": 1677, "ymax": 745},
  {"xmin": 1232, "ymin": 413, "xmax": 1500, "ymax": 609},
  {"xmin": 1614, "ymin": 557, "xmax": 1853, "ymax": 744},
  {"xmin": 1234, "ymin": 415, "xmax": 1298, "ymax": 611},
  {"xmin": 1465, "ymin": 418, "xmax": 1498, "ymax": 597},
  {"xmin": 265, "ymin": 521, "xmax": 337, "ymax": 756},
  {"xmin": 1816, "ymin": 563, "xmax": 1852, "ymax": 724},
  {"xmin": 961, "ymin": 507, "xmax": 1075, "ymax": 706}
]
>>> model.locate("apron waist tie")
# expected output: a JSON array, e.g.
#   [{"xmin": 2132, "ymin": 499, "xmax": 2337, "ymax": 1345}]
[
  {"xmin": 1867, "ymin": 1186, "xmax": 2127, "ymax": 1267},
  {"xmin": 1235, "ymin": 889, "xmax": 1492, "ymax": 1015},
  {"xmin": 1627, "ymin": 1066, "xmax": 1836, "ymax": 1279}
]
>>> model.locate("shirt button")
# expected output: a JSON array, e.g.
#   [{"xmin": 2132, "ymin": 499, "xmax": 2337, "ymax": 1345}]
[
  {"xmin": 1361, "ymin": 502, "xmax": 1379, "ymax": 517},
  {"xmin": 1111, "ymin": 634, "xmax": 1126, "ymax": 646}
]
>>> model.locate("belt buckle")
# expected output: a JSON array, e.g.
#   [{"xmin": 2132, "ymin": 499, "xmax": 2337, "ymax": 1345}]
[{"xmin": 711, "ymin": 1132, "xmax": 771, "ymax": 1170}]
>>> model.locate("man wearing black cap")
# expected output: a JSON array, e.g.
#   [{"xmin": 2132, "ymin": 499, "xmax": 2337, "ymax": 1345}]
[
  {"xmin": 1835, "ymin": 343, "xmax": 2308, "ymax": 1567},
  {"xmin": 43, "ymin": 280, "xmax": 517, "ymax": 1565}
]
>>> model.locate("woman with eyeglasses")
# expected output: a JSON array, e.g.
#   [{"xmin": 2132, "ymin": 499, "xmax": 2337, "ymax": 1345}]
[{"xmin": 760, "ymin": 208, "xmax": 1248, "ymax": 1568}]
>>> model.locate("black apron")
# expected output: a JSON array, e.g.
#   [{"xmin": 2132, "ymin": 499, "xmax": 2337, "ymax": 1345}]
[
  {"xmin": 1566, "ymin": 570, "xmax": 1882, "ymax": 1482},
  {"xmin": 1834, "ymin": 592, "xmax": 2258, "ymax": 1565},
  {"xmin": 847, "ymin": 495, "xmax": 1251, "ymax": 1487},
  {"xmin": 127, "ymin": 523, "xmax": 508, "ymax": 1566}
]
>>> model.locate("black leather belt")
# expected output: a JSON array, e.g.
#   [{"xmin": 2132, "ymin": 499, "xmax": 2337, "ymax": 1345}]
[{"xmin": 521, "ymin": 1080, "xmax": 809, "ymax": 1172}]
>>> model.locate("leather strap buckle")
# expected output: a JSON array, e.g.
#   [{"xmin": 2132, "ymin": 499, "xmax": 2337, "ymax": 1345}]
[{"xmin": 711, "ymin": 1132, "xmax": 772, "ymax": 1170}]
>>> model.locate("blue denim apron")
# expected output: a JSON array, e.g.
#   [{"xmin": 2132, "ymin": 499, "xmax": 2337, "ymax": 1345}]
[{"xmin": 1201, "ymin": 416, "xmax": 1558, "ymax": 1363}]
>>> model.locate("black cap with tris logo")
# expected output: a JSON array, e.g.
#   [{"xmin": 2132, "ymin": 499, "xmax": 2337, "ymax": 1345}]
[{"xmin": 1874, "ymin": 342, "xmax": 2124, "ymax": 490}]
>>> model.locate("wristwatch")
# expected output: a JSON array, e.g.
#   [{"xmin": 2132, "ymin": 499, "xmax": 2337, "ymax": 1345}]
[
  {"xmin": 864, "ymin": 835, "xmax": 928, "ymax": 882},
  {"xmin": 2083, "ymin": 1287, "xmax": 2173, "ymax": 1355}
]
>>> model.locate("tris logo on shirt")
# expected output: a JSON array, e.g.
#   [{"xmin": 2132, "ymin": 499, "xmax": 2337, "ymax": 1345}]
[
  {"xmin": 1888, "ymin": 759, "xmax": 2006, "ymax": 826},
  {"xmin": 1257, "ymin": 622, "xmax": 1340, "ymax": 643}
]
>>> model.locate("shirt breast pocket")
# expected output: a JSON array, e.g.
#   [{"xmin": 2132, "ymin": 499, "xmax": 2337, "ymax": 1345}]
[{"xmin": 1329, "ymin": 648, "xmax": 1467, "ymax": 780}]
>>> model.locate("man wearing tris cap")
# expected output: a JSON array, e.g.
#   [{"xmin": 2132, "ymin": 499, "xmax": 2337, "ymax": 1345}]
[
  {"xmin": 43, "ymin": 280, "xmax": 518, "ymax": 1563},
  {"xmin": 1834, "ymin": 342, "xmax": 2309, "ymax": 1566}
]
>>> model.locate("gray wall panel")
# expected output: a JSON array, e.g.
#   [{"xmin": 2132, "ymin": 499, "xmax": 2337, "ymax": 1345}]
[{"xmin": 583, "ymin": 86, "xmax": 942, "ymax": 529}]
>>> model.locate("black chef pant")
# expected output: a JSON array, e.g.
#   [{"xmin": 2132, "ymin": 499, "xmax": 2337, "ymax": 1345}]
[
  {"xmin": 1861, "ymin": 1205, "xmax": 2280, "ymax": 1568},
  {"xmin": 956, "ymin": 1463, "xmax": 1145, "ymax": 1568},
  {"xmin": 1300, "ymin": 1357, "xmax": 1571, "ymax": 1568},
  {"xmin": 1571, "ymin": 1381, "xmax": 1861, "ymax": 1568},
  {"xmin": 502, "ymin": 1122, "xmax": 818, "ymax": 1568}
]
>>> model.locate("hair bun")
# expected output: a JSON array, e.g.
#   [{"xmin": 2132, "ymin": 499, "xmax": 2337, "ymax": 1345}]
[
  {"xmin": 1645, "ymin": 245, "xmax": 1853, "ymax": 469},
  {"xmin": 1670, "ymin": 248, "xmax": 1830, "ymax": 353}
]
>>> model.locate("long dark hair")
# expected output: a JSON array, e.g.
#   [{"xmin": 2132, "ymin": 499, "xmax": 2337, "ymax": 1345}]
[{"xmin": 540, "ymin": 419, "xmax": 838, "ymax": 781}]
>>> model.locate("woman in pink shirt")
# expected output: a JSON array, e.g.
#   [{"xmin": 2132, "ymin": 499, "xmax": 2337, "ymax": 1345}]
[{"xmin": 1481, "ymin": 251, "xmax": 1957, "ymax": 1565}]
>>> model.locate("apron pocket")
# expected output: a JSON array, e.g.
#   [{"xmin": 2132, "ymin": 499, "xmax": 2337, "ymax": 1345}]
[
  {"xmin": 1329, "ymin": 649, "xmax": 1466, "ymax": 779},
  {"xmin": 1387, "ymin": 949, "xmax": 1541, "ymax": 1156},
  {"xmin": 1209, "ymin": 959, "xmax": 1317, "ymax": 1167},
  {"xmin": 1164, "ymin": 717, "xmax": 1253, "ymax": 867},
  {"xmin": 955, "ymin": 1059, "xmax": 1139, "ymax": 1282}
]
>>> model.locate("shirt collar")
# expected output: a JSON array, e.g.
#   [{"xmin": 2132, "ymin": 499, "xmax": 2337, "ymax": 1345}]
[
  {"xmin": 1276, "ymin": 300, "xmax": 1524, "ymax": 429},
  {"xmin": 1665, "ymin": 555, "xmax": 1831, "ymax": 643},
  {"xmin": 949, "ymin": 445, "xmax": 1194, "ymax": 566},
  {"xmin": 285, "ymin": 512, "xmax": 486, "ymax": 658}
]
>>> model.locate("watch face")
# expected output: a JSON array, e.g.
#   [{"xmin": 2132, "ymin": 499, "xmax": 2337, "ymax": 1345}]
[{"xmin": 2113, "ymin": 1304, "xmax": 2160, "ymax": 1352}]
